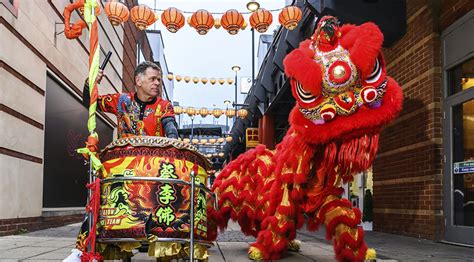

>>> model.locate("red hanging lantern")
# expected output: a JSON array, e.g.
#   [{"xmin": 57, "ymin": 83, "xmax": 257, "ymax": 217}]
[
  {"xmin": 186, "ymin": 107, "xmax": 196, "ymax": 116},
  {"xmin": 212, "ymin": 109, "xmax": 223, "ymax": 118},
  {"xmin": 173, "ymin": 106, "xmax": 183, "ymax": 115},
  {"xmin": 221, "ymin": 9, "xmax": 244, "ymax": 35},
  {"xmin": 130, "ymin": 4, "xmax": 155, "ymax": 30},
  {"xmin": 278, "ymin": 6, "xmax": 302, "ymax": 30},
  {"xmin": 199, "ymin": 108, "xmax": 209, "ymax": 117},
  {"xmin": 250, "ymin": 8, "xmax": 273, "ymax": 33},
  {"xmin": 190, "ymin": 9, "xmax": 214, "ymax": 35},
  {"xmin": 161, "ymin": 7, "xmax": 185, "ymax": 33},
  {"xmin": 105, "ymin": 1, "xmax": 129, "ymax": 26},
  {"xmin": 225, "ymin": 109, "xmax": 236, "ymax": 118},
  {"xmin": 237, "ymin": 108, "xmax": 249, "ymax": 119}
]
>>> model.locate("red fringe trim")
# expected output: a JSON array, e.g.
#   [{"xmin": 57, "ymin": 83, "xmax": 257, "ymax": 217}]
[
  {"xmin": 337, "ymin": 134, "xmax": 378, "ymax": 177},
  {"xmin": 81, "ymin": 178, "xmax": 102, "ymax": 261},
  {"xmin": 333, "ymin": 229, "xmax": 368, "ymax": 261}
]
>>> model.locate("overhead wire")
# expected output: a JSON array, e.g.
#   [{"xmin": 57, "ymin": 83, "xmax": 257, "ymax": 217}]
[{"xmin": 150, "ymin": 8, "xmax": 284, "ymax": 15}]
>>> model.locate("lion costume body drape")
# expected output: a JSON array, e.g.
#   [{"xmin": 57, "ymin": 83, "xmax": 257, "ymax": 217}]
[{"xmin": 209, "ymin": 16, "xmax": 403, "ymax": 261}]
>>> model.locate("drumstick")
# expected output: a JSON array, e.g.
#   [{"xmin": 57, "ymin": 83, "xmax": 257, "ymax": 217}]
[{"xmin": 100, "ymin": 51, "xmax": 112, "ymax": 70}]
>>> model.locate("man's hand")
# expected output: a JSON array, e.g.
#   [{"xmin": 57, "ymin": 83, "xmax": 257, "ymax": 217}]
[
  {"xmin": 96, "ymin": 69, "xmax": 104, "ymax": 84},
  {"xmin": 84, "ymin": 69, "xmax": 105, "ymax": 85}
]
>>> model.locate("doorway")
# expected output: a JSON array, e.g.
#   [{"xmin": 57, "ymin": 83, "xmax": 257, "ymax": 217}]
[
  {"xmin": 443, "ymin": 57, "xmax": 474, "ymax": 245},
  {"xmin": 43, "ymin": 74, "xmax": 113, "ymax": 208},
  {"xmin": 442, "ymin": 11, "xmax": 474, "ymax": 244}
]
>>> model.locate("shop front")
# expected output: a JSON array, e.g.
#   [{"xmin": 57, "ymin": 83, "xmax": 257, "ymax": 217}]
[{"xmin": 442, "ymin": 10, "xmax": 474, "ymax": 246}]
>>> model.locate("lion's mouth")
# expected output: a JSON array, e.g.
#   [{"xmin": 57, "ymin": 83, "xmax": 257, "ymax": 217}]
[{"xmin": 311, "ymin": 119, "xmax": 325, "ymax": 125}]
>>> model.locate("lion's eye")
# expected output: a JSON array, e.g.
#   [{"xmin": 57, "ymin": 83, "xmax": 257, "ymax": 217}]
[
  {"xmin": 296, "ymin": 81, "xmax": 317, "ymax": 104},
  {"xmin": 365, "ymin": 57, "xmax": 382, "ymax": 84}
]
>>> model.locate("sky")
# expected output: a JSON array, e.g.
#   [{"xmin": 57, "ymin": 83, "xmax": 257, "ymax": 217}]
[{"xmin": 139, "ymin": 0, "xmax": 286, "ymax": 128}]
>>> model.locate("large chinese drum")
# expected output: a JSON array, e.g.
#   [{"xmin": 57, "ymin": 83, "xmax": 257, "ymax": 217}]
[{"xmin": 97, "ymin": 136, "xmax": 212, "ymax": 259}]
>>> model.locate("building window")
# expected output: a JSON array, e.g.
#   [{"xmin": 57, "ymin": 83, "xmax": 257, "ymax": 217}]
[
  {"xmin": 136, "ymin": 43, "xmax": 145, "ymax": 65},
  {"xmin": 1, "ymin": 0, "xmax": 19, "ymax": 17},
  {"xmin": 448, "ymin": 57, "xmax": 474, "ymax": 96}
]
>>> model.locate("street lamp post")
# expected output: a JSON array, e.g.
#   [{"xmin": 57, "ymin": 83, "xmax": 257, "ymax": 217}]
[
  {"xmin": 190, "ymin": 115, "xmax": 195, "ymax": 140},
  {"xmin": 231, "ymin": 65, "xmax": 240, "ymax": 123},
  {"xmin": 212, "ymin": 104, "xmax": 217, "ymax": 125},
  {"xmin": 252, "ymin": 27, "xmax": 255, "ymax": 83},
  {"xmin": 224, "ymin": 100, "xmax": 231, "ymax": 133},
  {"xmin": 247, "ymin": 1, "xmax": 260, "ymax": 84}
]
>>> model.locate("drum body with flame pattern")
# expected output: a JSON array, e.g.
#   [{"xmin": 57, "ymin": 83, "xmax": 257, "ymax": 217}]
[{"xmin": 96, "ymin": 136, "xmax": 212, "ymax": 259}]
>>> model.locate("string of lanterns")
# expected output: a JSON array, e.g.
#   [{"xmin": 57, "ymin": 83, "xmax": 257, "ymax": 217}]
[
  {"xmin": 174, "ymin": 106, "xmax": 249, "ymax": 119},
  {"xmin": 206, "ymin": 152, "xmax": 225, "ymax": 159},
  {"xmin": 179, "ymin": 136, "xmax": 233, "ymax": 159},
  {"xmin": 166, "ymin": 74, "xmax": 235, "ymax": 85},
  {"xmin": 103, "ymin": 1, "xmax": 303, "ymax": 35},
  {"xmin": 181, "ymin": 136, "xmax": 233, "ymax": 145}
]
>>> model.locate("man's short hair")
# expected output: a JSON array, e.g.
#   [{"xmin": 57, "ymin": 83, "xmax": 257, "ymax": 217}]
[{"xmin": 134, "ymin": 61, "xmax": 162, "ymax": 80}]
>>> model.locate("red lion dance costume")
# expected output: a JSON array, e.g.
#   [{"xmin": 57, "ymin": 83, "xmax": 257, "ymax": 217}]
[{"xmin": 210, "ymin": 16, "xmax": 403, "ymax": 261}]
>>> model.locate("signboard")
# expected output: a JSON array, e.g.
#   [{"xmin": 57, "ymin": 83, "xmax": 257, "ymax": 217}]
[
  {"xmin": 454, "ymin": 160, "xmax": 474, "ymax": 174},
  {"xmin": 246, "ymin": 128, "xmax": 259, "ymax": 148},
  {"xmin": 240, "ymin": 76, "xmax": 252, "ymax": 94}
]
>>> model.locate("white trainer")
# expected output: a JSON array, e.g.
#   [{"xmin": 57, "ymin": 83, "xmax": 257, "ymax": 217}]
[{"xmin": 63, "ymin": 248, "xmax": 82, "ymax": 262}]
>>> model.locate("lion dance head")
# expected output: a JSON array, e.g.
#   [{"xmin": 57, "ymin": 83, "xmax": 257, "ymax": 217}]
[{"xmin": 284, "ymin": 16, "xmax": 403, "ymax": 146}]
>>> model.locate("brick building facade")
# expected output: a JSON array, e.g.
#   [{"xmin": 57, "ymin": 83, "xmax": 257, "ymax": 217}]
[{"xmin": 374, "ymin": 0, "xmax": 473, "ymax": 243}]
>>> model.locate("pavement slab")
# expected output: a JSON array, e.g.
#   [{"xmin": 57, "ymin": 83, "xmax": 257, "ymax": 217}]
[
  {"xmin": 0, "ymin": 246, "xmax": 59, "ymax": 260},
  {"xmin": 24, "ymin": 248, "xmax": 75, "ymax": 260},
  {"xmin": 215, "ymin": 241, "xmax": 250, "ymax": 261}
]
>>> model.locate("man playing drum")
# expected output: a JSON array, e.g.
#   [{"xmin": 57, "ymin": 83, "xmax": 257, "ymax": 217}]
[
  {"xmin": 83, "ymin": 61, "xmax": 179, "ymax": 139},
  {"xmin": 65, "ymin": 61, "xmax": 179, "ymax": 262}
]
